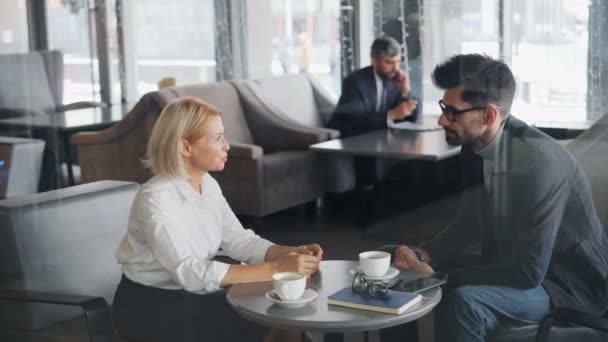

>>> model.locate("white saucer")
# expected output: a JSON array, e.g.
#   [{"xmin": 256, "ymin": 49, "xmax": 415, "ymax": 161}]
[
  {"xmin": 265, "ymin": 288, "xmax": 318, "ymax": 308},
  {"xmin": 349, "ymin": 266, "xmax": 400, "ymax": 281}
]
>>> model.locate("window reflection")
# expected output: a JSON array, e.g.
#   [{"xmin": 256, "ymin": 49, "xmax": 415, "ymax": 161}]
[
  {"xmin": 270, "ymin": 0, "xmax": 341, "ymax": 95},
  {"xmin": 509, "ymin": 0, "xmax": 589, "ymax": 122},
  {"xmin": 131, "ymin": 0, "xmax": 215, "ymax": 95},
  {"xmin": 0, "ymin": 0, "xmax": 28, "ymax": 54}
]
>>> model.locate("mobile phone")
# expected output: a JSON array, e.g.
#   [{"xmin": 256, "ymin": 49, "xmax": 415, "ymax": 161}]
[{"xmin": 394, "ymin": 276, "xmax": 446, "ymax": 294}]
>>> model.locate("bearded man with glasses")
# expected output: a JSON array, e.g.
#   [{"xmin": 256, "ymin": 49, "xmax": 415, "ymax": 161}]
[{"xmin": 386, "ymin": 54, "xmax": 608, "ymax": 342}]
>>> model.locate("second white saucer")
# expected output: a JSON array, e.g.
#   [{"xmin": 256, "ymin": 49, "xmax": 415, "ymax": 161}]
[{"xmin": 349, "ymin": 266, "xmax": 400, "ymax": 281}]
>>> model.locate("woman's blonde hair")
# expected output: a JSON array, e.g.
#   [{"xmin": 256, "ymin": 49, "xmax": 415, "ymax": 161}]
[{"xmin": 143, "ymin": 97, "xmax": 221, "ymax": 178}]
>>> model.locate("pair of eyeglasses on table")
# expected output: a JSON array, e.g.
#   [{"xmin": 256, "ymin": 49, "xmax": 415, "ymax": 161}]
[{"xmin": 352, "ymin": 273, "xmax": 390, "ymax": 299}]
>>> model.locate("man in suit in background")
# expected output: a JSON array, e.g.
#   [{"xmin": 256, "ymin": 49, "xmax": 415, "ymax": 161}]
[
  {"xmin": 391, "ymin": 54, "xmax": 608, "ymax": 341},
  {"xmin": 327, "ymin": 36, "xmax": 420, "ymax": 190}
]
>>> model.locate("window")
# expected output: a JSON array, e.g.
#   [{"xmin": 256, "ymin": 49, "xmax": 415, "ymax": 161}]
[
  {"xmin": 0, "ymin": 0, "xmax": 29, "ymax": 54},
  {"xmin": 508, "ymin": 0, "xmax": 589, "ymax": 122},
  {"xmin": 131, "ymin": 0, "xmax": 215, "ymax": 95},
  {"xmin": 46, "ymin": 0, "xmax": 99, "ymax": 103},
  {"xmin": 422, "ymin": 0, "xmax": 499, "ymax": 114},
  {"xmin": 268, "ymin": 0, "xmax": 341, "ymax": 95}
]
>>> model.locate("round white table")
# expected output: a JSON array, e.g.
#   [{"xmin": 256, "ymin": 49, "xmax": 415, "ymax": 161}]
[{"xmin": 227, "ymin": 260, "xmax": 442, "ymax": 341}]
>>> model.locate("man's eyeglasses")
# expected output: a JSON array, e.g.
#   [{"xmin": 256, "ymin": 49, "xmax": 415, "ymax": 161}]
[
  {"xmin": 352, "ymin": 273, "xmax": 389, "ymax": 299},
  {"xmin": 438, "ymin": 100, "xmax": 488, "ymax": 122}
]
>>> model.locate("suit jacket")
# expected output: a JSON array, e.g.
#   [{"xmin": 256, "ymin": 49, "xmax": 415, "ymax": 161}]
[
  {"xmin": 327, "ymin": 66, "xmax": 420, "ymax": 137},
  {"xmin": 422, "ymin": 116, "xmax": 608, "ymax": 315}
]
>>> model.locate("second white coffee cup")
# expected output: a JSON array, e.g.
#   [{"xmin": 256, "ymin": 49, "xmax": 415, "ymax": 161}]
[
  {"xmin": 359, "ymin": 251, "xmax": 391, "ymax": 277},
  {"xmin": 272, "ymin": 272, "xmax": 306, "ymax": 301}
]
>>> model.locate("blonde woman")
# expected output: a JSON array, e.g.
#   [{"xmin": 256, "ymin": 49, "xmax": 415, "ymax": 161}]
[{"xmin": 112, "ymin": 97, "xmax": 322, "ymax": 341}]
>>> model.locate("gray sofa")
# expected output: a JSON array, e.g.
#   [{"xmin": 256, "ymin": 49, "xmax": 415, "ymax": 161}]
[
  {"xmin": 236, "ymin": 74, "xmax": 357, "ymax": 193},
  {"xmin": 72, "ymin": 81, "xmax": 331, "ymax": 217}
]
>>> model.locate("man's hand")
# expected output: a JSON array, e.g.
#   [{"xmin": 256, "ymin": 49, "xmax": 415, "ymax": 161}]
[
  {"xmin": 394, "ymin": 69, "xmax": 411, "ymax": 95},
  {"xmin": 294, "ymin": 244, "xmax": 323, "ymax": 261},
  {"xmin": 393, "ymin": 245, "xmax": 434, "ymax": 276},
  {"xmin": 388, "ymin": 99, "xmax": 417, "ymax": 121}
]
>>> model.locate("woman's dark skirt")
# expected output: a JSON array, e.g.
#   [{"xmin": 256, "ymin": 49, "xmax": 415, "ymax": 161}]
[{"xmin": 112, "ymin": 275, "xmax": 268, "ymax": 342}]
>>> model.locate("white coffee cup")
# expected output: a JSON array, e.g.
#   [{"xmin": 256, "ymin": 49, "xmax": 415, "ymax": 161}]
[
  {"xmin": 272, "ymin": 272, "xmax": 306, "ymax": 301},
  {"xmin": 359, "ymin": 251, "xmax": 391, "ymax": 277}
]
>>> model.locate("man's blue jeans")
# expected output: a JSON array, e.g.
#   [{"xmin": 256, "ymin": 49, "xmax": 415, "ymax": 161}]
[{"xmin": 437, "ymin": 285, "xmax": 551, "ymax": 342}]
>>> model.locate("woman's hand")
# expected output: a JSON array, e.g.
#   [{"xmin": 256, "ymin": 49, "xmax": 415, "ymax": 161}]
[
  {"xmin": 393, "ymin": 245, "xmax": 434, "ymax": 276},
  {"xmin": 275, "ymin": 252, "xmax": 319, "ymax": 276},
  {"xmin": 293, "ymin": 244, "xmax": 323, "ymax": 261}
]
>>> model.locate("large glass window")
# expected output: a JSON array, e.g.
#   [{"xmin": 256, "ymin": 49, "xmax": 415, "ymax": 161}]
[
  {"xmin": 508, "ymin": 0, "xmax": 589, "ymax": 122},
  {"xmin": 422, "ymin": 0, "xmax": 500, "ymax": 114},
  {"xmin": 269, "ymin": 0, "xmax": 341, "ymax": 95},
  {"xmin": 0, "ymin": 0, "xmax": 29, "ymax": 54},
  {"xmin": 46, "ymin": 0, "xmax": 99, "ymax": 103},
  {"xmin": 131, "ymin": 0, "xmax": 215, "ymax": 95}
]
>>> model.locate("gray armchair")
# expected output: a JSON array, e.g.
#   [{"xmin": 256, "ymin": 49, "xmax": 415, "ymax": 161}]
[
  {"xmin": 154, "ymin": 82, "xmax": 327, "ymax": 217},
  {"xmin": 73, "ymin": 81, "xmax": 327, "ymax": 217},
  {"xmin": 234, "ymin": 74, "xmax": 356, "ymax": 194},
  {"xmin": 0, "ymin": 181, "xmax": 138, "ymax": 341},
  {"xmin": 0, "ymin": 50, "xmax": 104, "ymax": 120}
]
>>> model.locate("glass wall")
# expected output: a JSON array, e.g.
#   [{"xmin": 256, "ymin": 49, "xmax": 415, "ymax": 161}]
[
  {"xmin": 130, "ymin": 0, "xmax": 215, "ymax": 95},
  {"xmin": 0, "ymin": 0, "xmax": 29, "ymax": 54},
  {"xmin": 269, "ymin": 0, "xmax": 341, "ymax": 95},
  {"xmin": 508, "ymin": 0, "xmax": 589, "ymax": 122},
  {"xmin": 46, "ymin": 0, "xmax": 99, "ymax": 103},
  {"xmin": 421, "ymin": 0, "xmax": 589, "ymax": 122},
  {"xmin": 422, "ymin": 0, "xmax": 500, "ymax": 115}
]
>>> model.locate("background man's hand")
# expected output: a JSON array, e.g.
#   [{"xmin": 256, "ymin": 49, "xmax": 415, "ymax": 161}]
[
  {"xmin": 394, "ymin": 69, "xmax": 411, "ymax": 95},
  {"xmin": 388, "ymin": 99, "xmax": 417, "ymax": 121}
]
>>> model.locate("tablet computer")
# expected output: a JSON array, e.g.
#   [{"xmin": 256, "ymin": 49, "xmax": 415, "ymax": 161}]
[{"xmin": 393, "ymin": 276, "xmax": 446, "ymax": 294}]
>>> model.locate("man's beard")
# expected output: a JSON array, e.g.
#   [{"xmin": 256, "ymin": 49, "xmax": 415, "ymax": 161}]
[{"xmin": 443, "ymin": 128, "xmax": 462, "ymax": 146}]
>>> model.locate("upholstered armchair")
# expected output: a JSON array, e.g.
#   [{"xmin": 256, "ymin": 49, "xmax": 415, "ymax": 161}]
[
  {"xmin": 0, "ymin": 50, "xmax": 104, "ymax": 120},
  {"xmin": 234, "ymin": 74, "xmax": 357, "ymax": 194},
  {"xmin": 152, "ymin": 82, "xmax": 327, "ymax": 217},
  {"xmin": 73, "ymin": 81, "xmax": 328, "ymax": 217}
]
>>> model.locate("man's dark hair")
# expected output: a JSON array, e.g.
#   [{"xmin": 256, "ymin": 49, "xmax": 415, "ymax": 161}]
[
  {"xmin": 370, "ymin": 36, "xmax": 401, "ymax": 59},
  {"xmin": 432, "ymin": 54, "xmax": 516, "ymax": 116}
]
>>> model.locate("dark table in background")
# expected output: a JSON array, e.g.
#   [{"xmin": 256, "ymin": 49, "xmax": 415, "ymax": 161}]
[{"xmin": 0, "ymin": 103, "xmax": 132, "ymax": 187}]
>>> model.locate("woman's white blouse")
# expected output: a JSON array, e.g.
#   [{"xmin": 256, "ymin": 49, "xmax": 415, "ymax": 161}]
[{"xmin": 116, "ymin": 174, "xmax": 274, "ymax": 293}]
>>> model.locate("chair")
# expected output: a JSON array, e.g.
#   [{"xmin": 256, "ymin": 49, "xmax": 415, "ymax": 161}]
[
  {"xmin": 0, "ymin": 181, "xmax": 139, "ymax": 341},
  {"xmin": 0, "ymin": 50, "xmax": 103, "ymax": 120},
  {"xmin": 235, "ymin": 74, "xmax": 357, "ymax": 193},
  {"xmin": 72, "ymin": 81, "xmax": 329, "ymax": 217}
]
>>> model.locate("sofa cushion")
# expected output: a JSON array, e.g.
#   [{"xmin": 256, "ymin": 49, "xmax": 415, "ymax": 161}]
[
  {"xmin": 155, "ymin": 83, "xmax": 255, "ymax": 144},
  {"xmin": 262, "ymin": 151, "xmax": 324, "ymax": 212},
  {"xmin": 252, "ymin": 74, "xmax": 322, "ymax": 127},
  {"xmin": 566, "ymin": 114, "xmax": 608, "ymax": 229}
]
